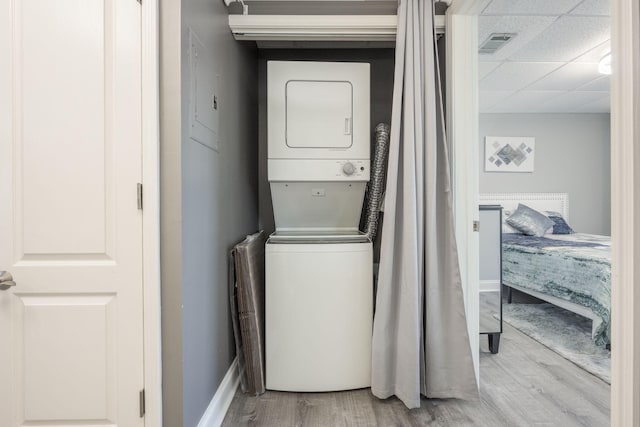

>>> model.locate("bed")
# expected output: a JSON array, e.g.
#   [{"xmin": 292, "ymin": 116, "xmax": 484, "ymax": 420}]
[{"xmin": 479, "ymin": 193, "xmax": 611, "ymax": 347}]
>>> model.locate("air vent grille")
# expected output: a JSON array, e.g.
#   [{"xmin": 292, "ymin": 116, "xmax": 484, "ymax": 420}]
[{"xmin": 479, "ymin": 33, "xmax": 517, "ymax": 54}]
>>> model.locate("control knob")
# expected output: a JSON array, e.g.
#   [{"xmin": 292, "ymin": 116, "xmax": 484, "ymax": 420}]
[{"xmin": 342, "ymin": 162, "xmax": 356, "ymax": 176}]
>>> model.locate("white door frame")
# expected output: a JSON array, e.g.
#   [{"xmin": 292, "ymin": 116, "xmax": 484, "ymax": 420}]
[
  {"xmin": 447, "ymin": 0, "xmax": 640, "ymax": 422},
  {"xmin": 610, "ymin": 0, "xmax": 640, "ymax": 424},
  {"xmin": 445, "ymin": 0, "xmax": 491, "ymax": 386},
  {"xmin": 141, "ymin": 0, "xmax": 162, "ymax": 425}
]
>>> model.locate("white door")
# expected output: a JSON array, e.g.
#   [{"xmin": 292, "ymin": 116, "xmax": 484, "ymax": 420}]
[{"xmin": 0, "ymin": 1, "xmax": 145, "ymax": 426}]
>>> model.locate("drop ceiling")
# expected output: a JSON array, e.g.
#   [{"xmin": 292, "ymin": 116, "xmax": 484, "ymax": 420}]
[{"xmin": 479, "ymin": 0, "xmax": 611, "ymax": 113}]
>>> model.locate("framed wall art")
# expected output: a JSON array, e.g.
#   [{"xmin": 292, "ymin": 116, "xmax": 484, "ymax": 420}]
[{"xmin": 485, "ymin": 136, "xmax": 535, "ymax": 172}]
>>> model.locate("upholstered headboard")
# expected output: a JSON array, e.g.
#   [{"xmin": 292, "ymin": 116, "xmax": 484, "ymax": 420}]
[{"xmin": 479, "ymin": 192, "xmax": 569, "ymax": 221}]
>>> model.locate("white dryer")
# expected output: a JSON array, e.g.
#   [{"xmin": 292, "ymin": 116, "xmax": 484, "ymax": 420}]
[{"xmin": 265, "ymin": 61, "xmax": 373, "ymax": 392}]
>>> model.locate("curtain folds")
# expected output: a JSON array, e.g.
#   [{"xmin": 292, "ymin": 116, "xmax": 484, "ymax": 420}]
[{"xmin": 371, "ymin": 0, "xmax": 478, "ymax": 409}]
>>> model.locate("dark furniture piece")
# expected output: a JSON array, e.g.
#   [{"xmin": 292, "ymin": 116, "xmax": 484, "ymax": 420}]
[{"xmin": 479, "ymin": 205, "xmax": 503, "ymax": 354}]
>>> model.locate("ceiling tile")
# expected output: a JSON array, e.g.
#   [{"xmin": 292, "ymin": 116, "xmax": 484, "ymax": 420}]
[
  {"xmin": 570, "ymin": 0, "xmax": 610, "ymax": 16},
  {"xmin": 510, "ymin": 16, "xmax": 610, "ymax": 62},
  {"xmin": 480, "ymin": 62, "xmax": 562, "ymax": 91},
  {"xmin": 577, "ymin": 76, "xmax": 610, "ymax": 91},
  {"xmin": 486, "ymin": 90, "xmax": 565, "ymax": 113},
  {"xmin": 535, "ymin": 90, "xmax": 609, "ymax": 112},
  {"xmin": 526, "ymin": 62, "xmax": 600, "ymax": 91},
  {"xmin": 482, "ymin": 0, "xmax": 583, "ymax": 16},
  {"xmin": 573, "ymin": 40, "xmax": 611, "ymax": 62},
  {"xmin": 575, "ymin": 95, "xmax": 610, "ymax": 113},
  {"xmin": 479, "ymin": 62, "xmax": 501, "ymax": 80},
  {"xmin": 479, "ymin": 90, "xmax": 516, "ymax": 111},
  {"xmin": 478, "ymin": 16, "xmax": 557, "ymax": 62}
]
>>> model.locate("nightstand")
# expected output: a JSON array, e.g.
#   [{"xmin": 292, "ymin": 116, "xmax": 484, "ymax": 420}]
[{"xmin": 479, "ymin": 205, "xmax": 503, "ymax": 354}]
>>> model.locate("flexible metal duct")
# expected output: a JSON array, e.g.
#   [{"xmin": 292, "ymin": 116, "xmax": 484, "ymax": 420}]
[{"xmin": 362, "ymin": 123, "xmax": 390, "ymax": 241}]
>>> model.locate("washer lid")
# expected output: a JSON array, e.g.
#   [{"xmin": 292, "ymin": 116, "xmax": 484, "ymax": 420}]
[{"xmin": 268, "ymin": 230, "xmax": 370, "ymax": 244}]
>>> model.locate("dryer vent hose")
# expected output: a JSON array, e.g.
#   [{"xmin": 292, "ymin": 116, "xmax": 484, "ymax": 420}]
[{"xmin": 362, "ymin": 123, "xmax": 390, "ymax": 241}]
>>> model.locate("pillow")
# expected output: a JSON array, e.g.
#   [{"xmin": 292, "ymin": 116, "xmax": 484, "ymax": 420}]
[
  {"xmin": 545, "ymin": 211, "xmax": 575, "ymax": 234},
  {"xmin": 506, "ymin": 203, "xmax": 555, "ymax": 237},
  {"xmin": 501, "ymin": 210, "xmax": 520, "ymax": 234}
]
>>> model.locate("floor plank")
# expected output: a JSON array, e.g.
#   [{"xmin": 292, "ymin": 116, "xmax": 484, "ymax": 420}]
[{"xmin": 222, "ymin": 322, "xmax": 610, "ymax": 426}]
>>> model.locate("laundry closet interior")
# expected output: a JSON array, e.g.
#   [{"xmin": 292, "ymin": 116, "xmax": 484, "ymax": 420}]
[{"xmin": 158, "ymin": 1, "xmax": 426, "ymax": 424}]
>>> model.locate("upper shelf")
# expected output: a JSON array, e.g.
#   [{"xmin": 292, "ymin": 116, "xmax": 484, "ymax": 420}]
[{"xmin": 228, "ymin": 14, "xmax": 446, "ymax": 42}]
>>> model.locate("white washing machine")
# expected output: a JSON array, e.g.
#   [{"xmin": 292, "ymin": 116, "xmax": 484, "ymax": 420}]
[{"xmin": 265, "ymin": 61, "xmax": 373, "ymax": 392}]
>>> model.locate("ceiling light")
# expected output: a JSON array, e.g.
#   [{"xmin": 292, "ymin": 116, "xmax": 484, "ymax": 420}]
[{"xmin": 598, "ymin": 53, "xmax": 612, "ymax": 75}]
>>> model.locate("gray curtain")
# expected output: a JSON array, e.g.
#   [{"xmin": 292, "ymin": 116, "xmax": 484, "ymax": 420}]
[{"xmin": 371, "ymin": 0, "xmax": 478, "ymax": 408}]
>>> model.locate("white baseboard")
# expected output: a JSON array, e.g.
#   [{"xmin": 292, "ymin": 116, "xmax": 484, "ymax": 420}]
[
  {"xmin": 197, "ymin": 357, "xmax": 241, "ymax": 427},
  {"xmin": 479, "ymin": 280, "xmax": 501, "ymax": 292}
]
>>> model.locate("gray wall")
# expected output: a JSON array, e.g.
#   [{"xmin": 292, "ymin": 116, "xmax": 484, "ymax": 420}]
[
  {"xmin": 256, "ymin": 49, "xmax": 395, "ymax": 235},
  {"xmin": 161, "ymin": 0, "xmax": 259, "ymax": 425},
  {"xmin": 479, "ymin": 113, "xmax": 611, "ymax": 235}
]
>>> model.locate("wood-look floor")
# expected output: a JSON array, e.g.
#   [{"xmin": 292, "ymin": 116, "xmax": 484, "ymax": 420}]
[{"xmin": 222, "ymin": 320, "xmax": 610, "ymax": 427}]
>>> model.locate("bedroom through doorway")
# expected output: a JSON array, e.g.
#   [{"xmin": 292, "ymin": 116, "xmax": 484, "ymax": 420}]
[{"xmin": 476, "ymin": 0, "xmax": 612, "ymax": 417}]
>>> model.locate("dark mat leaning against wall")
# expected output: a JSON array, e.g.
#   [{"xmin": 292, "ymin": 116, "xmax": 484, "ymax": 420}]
[{"xmin": 230, "ymin": 231, "xmax": 266, "ymax": 395}]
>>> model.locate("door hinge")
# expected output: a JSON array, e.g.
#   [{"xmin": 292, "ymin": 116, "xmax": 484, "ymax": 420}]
[
  {"xmin": 473, "ymin": 220, "xmax": 480, "ymax": 232},
  {"xmin": 139, "ymin": 389, "xmax": 146, "ymax": 417},
  {"xmin": 137, "ymin": 183, "xmax": 143, "ymax": 210}
]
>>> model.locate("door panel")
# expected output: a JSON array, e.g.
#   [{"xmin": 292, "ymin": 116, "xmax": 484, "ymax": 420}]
[
  {"xmin": 20, "ymin": 0, "xmax": 107, "ymax": 255},
  {"xmin": 0, "ymin": 0, "xmax": 144, "ymax": 425},
  {"xmin": 21, "ymin": 294, "xmax": 115, "ymax": 421}
]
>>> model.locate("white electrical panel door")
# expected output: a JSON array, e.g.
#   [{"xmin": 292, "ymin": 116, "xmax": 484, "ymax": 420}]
[
  {"xmin": 189, "ymin": 30, "xmax": 219, "ymax": 151},
  {"xmin": 286, "ymin": 80, "xmax": 352, "ymax": 149}
]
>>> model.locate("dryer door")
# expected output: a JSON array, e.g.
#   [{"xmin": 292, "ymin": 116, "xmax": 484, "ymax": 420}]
[
  {"xmin": 268, "ymin": 61, "xmax": 370, "ymax": 160},
  {"xmin": 286, "ymin": 80, "xmax": 352, "ymax": 149}
]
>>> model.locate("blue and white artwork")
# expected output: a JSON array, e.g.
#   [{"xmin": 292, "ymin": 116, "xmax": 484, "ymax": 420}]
[{"xmin": 485, "ymin": 136, "xmax": 535, "ymax": 172}]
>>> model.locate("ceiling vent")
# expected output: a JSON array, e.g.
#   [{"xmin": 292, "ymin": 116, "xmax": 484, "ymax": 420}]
[{"xmin": 479, "ymin": 33, "xmax": 517, "ymax": 55}]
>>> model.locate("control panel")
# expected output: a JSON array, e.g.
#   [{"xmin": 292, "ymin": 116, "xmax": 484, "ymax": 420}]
[{"xmin": 337, "ymin": 160, "xmax": 367, "ymax": 178}]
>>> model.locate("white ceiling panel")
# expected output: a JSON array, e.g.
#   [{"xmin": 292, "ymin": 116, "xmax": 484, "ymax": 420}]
[
  {"xmin": 478, "ymin": 15, "xmax": 557, "ymax": 62},
  {"xmin": 486, "ymin": 90, "xmax": 565, "ymax": 113},
  {"xmin": 480, "ymin": 62, "xmax": 562, "ymax": 91},
  {"xmin": 574, "ymin": 40, "xmax": 611, "ymax": 62},
  {"xmin": 577, "ymin": 76, "xmax": 610, "ymax": 91},
  {"xmin": 535, "ymin": 90, "xmax": 609, "ymax": 112},
  {"xmin": 479, "ymin": 62, "xmax": 501, "ymax": 80},
  {"xmin": 576, "ymin": 95, "xmax": 611, "ymax": 113},
  {"xmin": 526, "ymin": 62, "xmax": 600, "ymax": 91},
  {"xmin": 570, "ymin": 0, "xmax": 610, "ymax": 16},
  {"xmin": 510, "ymin": 16, "xmax": 610, "ymax": 62},
  {"xmin": 479, "ymin": 90, "xmax": 516, "ymax": 111},
  {"xmin": 482, "ymin": 0, "xmax": 583, "ymax": 16}
]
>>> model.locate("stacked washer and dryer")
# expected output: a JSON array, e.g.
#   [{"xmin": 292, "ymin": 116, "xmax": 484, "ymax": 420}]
[{"xmin": 265, "ymin": 61, "xmax": 373, "ymax": 392}]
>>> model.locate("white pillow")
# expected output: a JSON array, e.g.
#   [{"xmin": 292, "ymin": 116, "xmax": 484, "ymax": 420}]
[
  {"xmin": 505, "ymin": 204, "xmax": 555, "ymax": 237},
  {"xmin": 501, "ymin": 210, "xmax": 520, "ymax": 234}
]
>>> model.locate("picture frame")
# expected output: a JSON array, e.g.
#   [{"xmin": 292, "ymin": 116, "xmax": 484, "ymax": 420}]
[{"xmin": 484, "ymin": 136, "xmax": 535, "ymax": 172}]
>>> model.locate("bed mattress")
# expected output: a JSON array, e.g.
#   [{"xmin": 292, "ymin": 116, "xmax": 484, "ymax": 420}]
[{"xmin": 502, "ymin": 233, "xmax": 611, "ymax": 346}]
